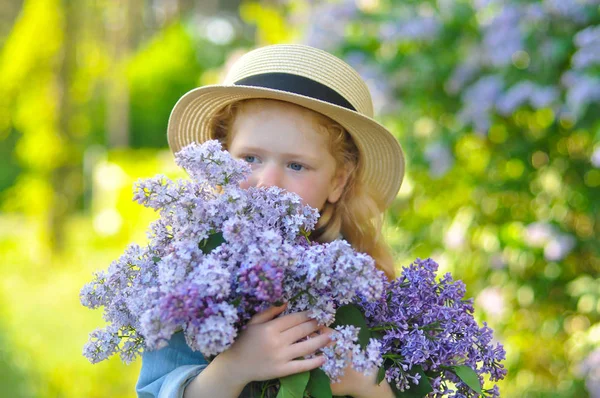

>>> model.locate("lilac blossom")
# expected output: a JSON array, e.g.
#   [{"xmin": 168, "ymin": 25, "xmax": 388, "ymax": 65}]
[
  {"xmin": 574, "ymin": 25, "xmax": 600, "ymax": 48},
  {"xmin": 289, "ymin": 240, "xmax": 386, "ymax": 325},
  {"xmin": 357, "ymin": 258, "xmax": 506, "ymax": 397},
  {"xmin": 81, "ymin": 140, "xmax": 383, "ymax": 366},
  {"xmin": 380, "ymin": 16, "xmax": 441, "ymax": 42},
  {"xmin": 481, "ymin": 6, "xmax": 523, "ymax": 67},
  {"xmin": 543, "ymin": 0, "xmax": 599, "ymax": 23},
  {"xmin": 496, "ymin": 81, "xmax": 535, "ymax": 115},
  {"xmin": 446, "ymin": 56, "xmax": 482, "ymax": 95},
  {"xmin": 459, "ymin": 75, "xmax": 504, "ymax": 133},
  {"xmin": 573, "ymin": 25, "xmax": 600, "ymax": 69},
  {"xmin": 81, "ymin": 141, "xmax": 505, "ymax": 397},
  {"xmin": 321, "ymin": 325, "xmax": 383, "ymax": 382},
  {"xmin": 303, "ymin": 0, "xmax": 358, "ymax": 51},
  {"xmin": 174, "ymin": 139, "xmax": 251, "ymax": 187},
  {"xmin": 238, "ymin": 260, "xmax": 285, "ymax": 304},
  {"xmin": 424, "ymin": 141, "xmax": 454, "ymax": 178},
  {"xmin": 561, "ymin": 72, "xmax": 600, "ymax": 118},
  {"xmin": 82, "ymin": 325, "xmax": 121, "ymax": 364},
  {"xmin": 496, "ymin": 81, "xmax": 559, "ymax": 115},
  {"xmin": 344, "ymin": 51, "xmax": 399, "ymax": 116}
]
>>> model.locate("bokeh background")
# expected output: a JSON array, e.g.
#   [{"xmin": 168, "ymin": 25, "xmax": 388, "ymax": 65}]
[{"xmin": 1, "ymin": 0, "xmax": 599, "ymax": 396}]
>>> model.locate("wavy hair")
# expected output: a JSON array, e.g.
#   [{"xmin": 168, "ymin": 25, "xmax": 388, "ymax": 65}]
[{"xmin": 209, "ymin": 99, "xmax": 396, "ymax": 280}]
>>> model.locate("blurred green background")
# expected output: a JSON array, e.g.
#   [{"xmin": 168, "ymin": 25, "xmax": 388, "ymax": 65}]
[{"xmin": 0, "ymin": 0, "xmax": 598, "ymax": 397}]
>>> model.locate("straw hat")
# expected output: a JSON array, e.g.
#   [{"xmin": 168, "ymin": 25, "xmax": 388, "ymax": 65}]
[{"xmin": 167, "ymin": 44, "xmax": 405, "ymax": 209}]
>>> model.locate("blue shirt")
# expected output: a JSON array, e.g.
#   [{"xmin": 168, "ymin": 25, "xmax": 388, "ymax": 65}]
[
  {"xmin": 136, "ymin": 332, "xmax": 208, "ymax": 398},
  {"xmin": 136, "ymin": 332, "xmax": 265, "ymax": 398}
]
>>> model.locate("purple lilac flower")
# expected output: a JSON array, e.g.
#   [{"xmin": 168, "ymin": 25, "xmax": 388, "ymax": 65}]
[
  {"xmin": 472, "ymin": 0, "xmax": 496, "ymax": 11},
  {"xmin": 543, "ymin": 0, "xmax": 598, "ymax": 23},
  {"xmin": 81, "ymin": 140, "xmax": 383, "ymax": 364},
  {"xmin": 321, "ymin": 325, "xmax": 382, "ymax": 382},
  {"xmin": 238, "ymin": 261, "xmax": 285, "ymax": 303},
  {"xmin": 303, "ymin": 0, "xmax": 358, "ymax": 51},
  {"xmin": 446, "ymin": 56, "xmax": 481, "ymax": 95},
  {"xmin": 344, "ymin": 51, "xmax": 399, "ymax": 116},
  {"xmin": 496, "ymin": 81, "xmax": 559, "ymax": 115},
  {"xmin": 174, "ymin": 140, "xmax": 251, "ymax": 187},
  {"xmin": 575, "ymin": 25, "xmax": 600, "ymax": 50},
  {"xmin": 482, "ymin": 6, "xmax": 523, "ymax": 67},
  {"xmin": 82, "ymin": 325, "xmax": 121, "ymax": 364},
  {"xmin": 496, "ymin": 81, "xmax": 535, "ymax": 115},
  {"xmin": 183, "ymin": 301, "xmax": 238, "ymax": 356},
  {"xmin": 572, "ymin": 47, "xmax": 600, "ymax": 69},
  {"xmin": 287, "ymin": 240, "xmax": 386, "ymax": 325},
  {"xmin": 357, "ymin": 258, "xmax": 506, "ymax": 397},
  {"xmin": 530, "ymin": 86, "xmax": 560, "ymax": 109},
  {"xmin": 380, "ymin": 16, "xmax": 441, "ymax": 42},
  {"xmin": 561, "ymin": 72, "xmax": 600, "ymax": 118},
  {"xmin": 459, "ymin": 75, "xmax": 504, "ymax": 133},
  {"xmin": 523, "ymin": 3, "xmax": 546, "ymax": 24},
  {"xmin": 424, "ymin": 141, "xmax": 454, "ymax": 178},
  {"xmin": 572, "ymin": 25, "xmax": 600, "ymax": 70}
]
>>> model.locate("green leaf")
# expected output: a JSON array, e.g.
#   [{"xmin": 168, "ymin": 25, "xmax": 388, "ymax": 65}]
[
  {"xmin": 199, "ymin": 232, "xmax": 224, "ymax": 254},
  {"xmin": 452, "ymin": 365, "xmax": 482, "ymax": 395},
  {"xmin": 331, "ymin": 304, "xmax": 370, "ymax": 349},
  {"xmin": 377, "ymin": 364, "xmax": 387, "ymax": 385},
  {"xmin": 389, "ymin": 366, "xmax": 433, "ymax": 398},
  {"xmin": 277, "ymin": 371, "xmax": 310, "ymax": 398},
  {"xmin": 378, "ymin": 357, "xmax": 395, "ymax": 385},
  {"xmin": 152, "ymin": 256, "xmax": 161, "ymax": 264},
  {"xmin": 306, "ymin": 368, "xmax": 332, "ymax": 398}
]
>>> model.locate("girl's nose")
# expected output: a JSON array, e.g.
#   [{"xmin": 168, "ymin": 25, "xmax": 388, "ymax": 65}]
[{"xmin": 256, "ymin": 164, "xmax": 283, "ymax": 188}]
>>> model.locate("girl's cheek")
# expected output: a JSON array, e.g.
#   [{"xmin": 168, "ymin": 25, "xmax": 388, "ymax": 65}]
[{"xmin": 239, "ymin": 179, "xmax": 252, "ymax": 189}]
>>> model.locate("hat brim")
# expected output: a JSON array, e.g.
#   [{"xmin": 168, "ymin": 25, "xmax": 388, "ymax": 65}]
[{"xmin": 167, "ymin": 84, "xmax": 405, "ymax": 210}]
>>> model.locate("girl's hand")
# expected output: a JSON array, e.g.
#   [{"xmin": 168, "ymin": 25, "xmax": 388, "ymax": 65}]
[
  {"xmin": 320, "ymin": 326, "xmax": 395, "ymax": 398},
  {"xmin": 217, "ymin": 303, "xmax": 332, "ymax": 386},
  {"xmin": 330, "ymin": 363, "xmax": 394, "ymax": 398}
]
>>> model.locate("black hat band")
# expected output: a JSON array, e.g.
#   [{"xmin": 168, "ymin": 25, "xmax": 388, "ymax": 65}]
[{"xmin": 234, "ymin": 73, "xmax": 357, "ymax": 112}]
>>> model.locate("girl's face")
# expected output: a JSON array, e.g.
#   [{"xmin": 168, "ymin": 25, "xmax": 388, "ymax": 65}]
[{"xmin": 228, "ymin": 101, "xmax": 348, "ymax": 211}]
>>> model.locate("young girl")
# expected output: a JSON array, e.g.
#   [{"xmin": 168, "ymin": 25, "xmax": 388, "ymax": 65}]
[{"xmin": 136, "ymin": 44, "xmax": 405, "ymax": 398}]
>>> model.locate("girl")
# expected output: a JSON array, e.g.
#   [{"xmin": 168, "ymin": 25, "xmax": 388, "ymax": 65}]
[{"xmin": 136, "ymin": 44, "xmax": 405, "ymax": 398}]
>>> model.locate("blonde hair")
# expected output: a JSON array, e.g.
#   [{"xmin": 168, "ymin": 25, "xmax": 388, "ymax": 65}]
[{"xmin": 210, "ymin": 99, "xmax": 396, "ymax": 280}]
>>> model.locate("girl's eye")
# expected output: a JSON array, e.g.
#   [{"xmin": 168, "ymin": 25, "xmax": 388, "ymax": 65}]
[
  {"xmin": 289, "ymin": 162, "xmax": 305, "ymax": 171},
  {"xmin": 243, "ymin": 155, "xmax": 258, "ymax": 163}
]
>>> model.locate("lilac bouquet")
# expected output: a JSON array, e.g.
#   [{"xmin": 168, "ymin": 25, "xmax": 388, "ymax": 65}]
[
  {"xmin": 80, "ymin": 140, "xmax": 505, "ymax": 398},
  {"xmin": 351, "ymin": 258, "xmax": 506, "ymax": 397},
  {"xmin": 79, "ymin": 140, "xmax": 384, "ymax": 371}
]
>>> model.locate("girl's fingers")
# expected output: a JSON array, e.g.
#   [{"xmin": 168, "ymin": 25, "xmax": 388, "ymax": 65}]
[
  {"xmin": 281, "ymin": 319, "xmax": 320, "ymax": 344},
  {"xmin": 271, "ymin": 310, "xmax": 311, "ymax": 331},
  {"xmin": 247, "ymin": 302, "xmax": 288, "ymax": 325},
  {"xmin": 283, "ymin": 355, "xmax": 327, "ymax": 376},
  {"xmin": 287, "ymin": 332, "xmax": 332, "ymax": 360},
  {"xmin": 320, "ymin": 326, "xmax": 336, "ymax": 347}
]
